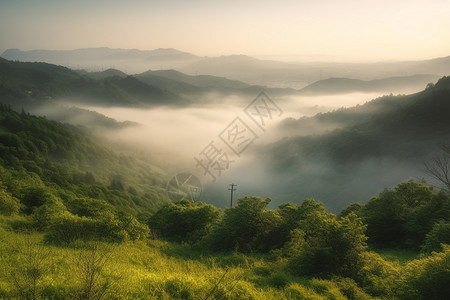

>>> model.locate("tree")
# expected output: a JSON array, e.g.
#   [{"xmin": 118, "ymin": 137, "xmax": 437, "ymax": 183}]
[
  {"xmin": 425, "ymin": 146, "xmax": 450, "ymax": 192},
  {"xmin": 286, "ymin": 203, "xmax": 368, "ymax": 279},
  {"xmin": 0, "ymin": 183, "xmax": 21, "ymax": 215},
  {"xmin": 401, "ymin": 245, "xmax": 450, "ymax": 300},
  {"xmin": 339, "ymin": 203, "xmax": 363, "ymax": 218},
  {"xmin": 362, "ymin": 181, "xmax": 439, "ymax": 248},
  {"xmin": 208, "ymin": 197, "xmax": 284, "ymax": 252},
  {"xmin": 148, "ymin": 200, "xmax": 221, "ymax": 243},
  {"xmin": 20, "ymin": 186, "xmax": 50, "ymax": 214},
  {"xmin": 422, "ymin": 221, "xmax": 450, "ymax": 253}
]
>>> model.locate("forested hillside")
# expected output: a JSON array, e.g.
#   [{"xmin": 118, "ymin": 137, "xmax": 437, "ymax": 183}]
[
  {"xmin": 0, "ymin": 105, "xmax": 168, "ymax": 216},
  {"xmin": 0, "ymin": 57, "xmax": 184, "ymax": 107},
  {"xmin": 254, "ymin": 76, "xmax": 450, "ymax": 211},
  {"xmin": 0, "ymin": 107, "xmax": 450, "ymax": 298},
  {"xmin": 1, "ymin": 62, "xmax": 450, "ymax": 298}
]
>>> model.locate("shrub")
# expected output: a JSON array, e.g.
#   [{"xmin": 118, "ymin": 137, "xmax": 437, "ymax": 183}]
[
  {"xmin": 286, "ymin": 203, "xmax": 367, "ymax": 279},
  {"xmin": 422, "ymin": 221, "xmax": 450, "ymax": 253},
  {"xmin": 400, "ymin": 245, "xmax": 450, "ymax": 300},
  {"xmin": 0, "ymin": 187, "xmax": 20, "ymax": 216},
  {"xmin": 45, "ymin": 211, "xmax": 149, "ymax": 244},
  {"xmin": 149, "ymin": 200, "xmax": 221, "ymax": 243},
  {"xmin": 207, "ymin": 197, "xmax": 284, "ymax": 252},
  {"xmin": 358, "ymin": 251, "xmax": 402, "ymax": 298}
]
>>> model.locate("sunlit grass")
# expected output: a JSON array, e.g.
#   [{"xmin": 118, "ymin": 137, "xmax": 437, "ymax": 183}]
[
  {"xmin": 0, "ymin": 224, "xmax": 354, "ymax": 299},
  {"xmin": 374, "ymin": 248, "xmax": 420, "ymax": 264}
]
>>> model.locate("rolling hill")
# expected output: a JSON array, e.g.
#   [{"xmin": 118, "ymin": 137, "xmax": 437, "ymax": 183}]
[
  {"xmin": 204, "ymin": 76, "xmax": 450, "ymax": 212},
  {"xmin": 298, "ymin": 74, "xmax": 440, "ymax": 95},
  {"xmin": 0, "ymin": 57, "xmax": 185, "ymax": 107},
  {"xmin": 4, "ymin": 47, "xmax": 449, "ymax": 89},
  {"xmin": 1, "ymin": 47, "xmax": 201, "ymax": 73},
  {"xmin": 0, "ymin": 105, "xmax": 169, "ymax": 215},
  {"xmin": 270, "ymin": 76, "xmax": 450, "ymax": 209}
]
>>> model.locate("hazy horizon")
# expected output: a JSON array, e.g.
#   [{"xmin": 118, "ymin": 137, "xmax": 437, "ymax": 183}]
[{"xmin": 1, "ymin": 0, "xmax": 450, "ymax": 63}]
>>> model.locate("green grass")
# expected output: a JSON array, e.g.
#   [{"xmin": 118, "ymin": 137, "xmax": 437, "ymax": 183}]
[
  {"xmin": 0, "ymin": 223, "xmax": 358, "ymax": 299},
  {"xmin": 373, "ymin": 248, "xmax": 420, "ymax": 264}
]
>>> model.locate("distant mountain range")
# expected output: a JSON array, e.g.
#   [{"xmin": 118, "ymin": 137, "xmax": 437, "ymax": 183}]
[
  {"xmin": 179, "ymin": 54, "xmax": 450, "ymax": 87},
  {"xmin": 2, "ymin": 47, "xmax": 450, "ymax": 88},
  {"xmin": 0, "ymin": 57, "xmax": 296, "ymax": 129},
  {"xmin": 0, "ymin": 57, "xmax": 185, "ymax": 107},
  {"xmin": 298, "ymin": 74, "xmax": 440, "ymax": 95},
  {"xmin": 0, "ymin": 57, "xmax": 292, "ymax": 110},
  {"xmin": 1, "ymin": 56, "xmax": 443, "ymax": 129},
  {"xmin": 1, "ymin": 48, "xmax": 201, "ymax": 73}
]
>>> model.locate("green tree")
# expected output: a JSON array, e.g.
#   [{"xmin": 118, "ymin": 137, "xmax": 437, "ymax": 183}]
[
  {"xmin": 0, "ymin": 183, "xmax": 21, "ymax": 215},
  {"xmin": 20, "ymin": 186, "xmax": 51, "ymax": 214},
  {"xmin": 401, "ymin": 245, "xmax": 450, "ymax": 300},
  {"xmin": 208, "ymin": 196, "xmax": 284, "ymax": 252},
  {"xmin": 32, "ymin": 194, "xmax": 67, "ymax": 229},
  {"xmin": 149, "ymin": 200, "xmax": 221, "ymax": 243},
  {"xmin": 362, "ymin": 181, "xmax": 444, "ymax": 248},
  {"xmin": 286, "ymin": 199, "xmax": 368, "ymax": 278},
  {"xmin": 339, "ymin": 203, "xmax": 363, "ymax": 218},
  {"xmin": 422, "ymin": 221, "xmax": 450, "ymax": 253}
]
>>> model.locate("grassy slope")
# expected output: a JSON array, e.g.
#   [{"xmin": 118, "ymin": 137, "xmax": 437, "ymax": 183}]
[{"xmin": 0, "ymin": 224, "xmax": 363, "ymax": 300}]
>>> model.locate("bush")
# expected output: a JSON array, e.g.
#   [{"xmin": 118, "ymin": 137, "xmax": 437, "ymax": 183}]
[
  {"xmin": 0, "ymin": 187, "xmax": 20, "ymax": 215},
  {"xmin": 332, "ymin": 277, "xmax": 373, "ymax": 300},
  {"xmin": 422, "ymin": 221, "xmax": 450, "ymax": 253},
  {"xmin": 149, "ymin": 200, "xmax": 221, "ymax": 243},
  {"xmin": 286, "ymin": 202, "xmax": 367, "ymax": 279},
  {"xmin": 269, "ymin": 271, "xmax": 291, "ymax": 289},
  {"xmin": 207, "ymin": 196, "xmax": 284, "ymax": 252},
  {"xmin": 358, "ymin": 251, "xmax": 402, "ymax": 298},
  {"xmin": 45, "ymin": 211, "xmax": 149, "ymax": 244},
  {"xmin": 362, "ymin": 181, "xmax": 449, "ymax": 248},
  {"xmin": 32, "ymin": 195, "xmax": 67, "ymax": 229},
  {"xmin": 400, "ymin": 245, "xmax": 450, "ymax": 299}
]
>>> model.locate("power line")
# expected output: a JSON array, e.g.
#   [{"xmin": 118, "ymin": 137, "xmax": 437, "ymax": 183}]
[{"xmin": 228, "ymin": 183, "xmax": 237, "ymax": 207}]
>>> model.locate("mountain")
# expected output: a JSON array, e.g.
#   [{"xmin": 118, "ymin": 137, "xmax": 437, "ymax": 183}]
[
  {"xmin": 4, "ymin": 47, "xmax": 449, "ymax": 89},
  {"xmin": 269, "ymin": 76, "xmax": 450, "ymax": 210},
  {"xmin": 299, "ymin": 74, "xmax": 440, "ymax": 95},
  {"xmin": 181, "ymin": 55, "xmax": 450, "ymax": 88},
  {"xmin": 1, "ymin": 47, "xmax": 202, "ymax": 73},
  {"xmin": 0, "ymin": 58, "xmax": 186, "ymax": 108},
  {"xmin": 138, "ymin": 69, "xmax": 250, "ymax": 89},
  {"xmin": 204, "ymin": 76, "xmax": 450, "ymax": 212},
  {"xmin": 0, "ymin": 105, "xmax": 168, "ymax": 215},
  {"xmin": 77, "ymin": 68, "xmax": 128, "ymax": 80},
  {"xmin": 179, "ymin": 55, "xmax": 302, "ymax": 86}
]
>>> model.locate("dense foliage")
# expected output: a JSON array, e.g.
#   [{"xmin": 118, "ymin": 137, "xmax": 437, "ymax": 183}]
[
  {"xmin": 362, "ymin": 181, "xmax": 450, "ymax": 249},
  {"xmin": 148, "ymin": 199, "xmax": 221, "ymax": 243},
  {"xmin": 0, "ymin": 105, "xmax": 167, "ymax": 215},
  {"xmin": 1, "ymin": 77, "xmax": 450, "ymax": 298}
]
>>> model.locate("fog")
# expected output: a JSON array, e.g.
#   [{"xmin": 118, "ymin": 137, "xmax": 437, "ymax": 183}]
[
  {"xmin": 78, "ymin": 91, "xmax": 400, "ymax": 211},
  {"xmin": 86, "ymin": 92, "xmax": 384, "ymax": 161}
]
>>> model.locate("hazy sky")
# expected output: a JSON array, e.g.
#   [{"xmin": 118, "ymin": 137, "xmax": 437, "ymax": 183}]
[{"xmin": 1, "ymin": 0, "xmax": 449, "ymax": 62}]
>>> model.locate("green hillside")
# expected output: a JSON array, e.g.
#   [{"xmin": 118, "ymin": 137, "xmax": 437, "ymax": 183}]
[
  {"xmin": 243, "ymin": 76, "xmax": 450, "ymax": 211},
  {"xmin": 1, "ymin": 87, "xmax": 450, "ymax": 298},
  {"xmin": 0, "ymin": 58, "xmax": 184, "ymax": 107},
  {"xmin": 0, "ymin": 105, "xmax": 168, "ymax": 216}
]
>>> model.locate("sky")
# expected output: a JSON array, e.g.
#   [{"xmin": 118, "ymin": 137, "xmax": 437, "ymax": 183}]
[{"xmin": 1, "ymin": 0, "xmax": 450, "ymax": 62}]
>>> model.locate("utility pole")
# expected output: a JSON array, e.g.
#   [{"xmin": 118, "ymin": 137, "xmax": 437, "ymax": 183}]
[{"xmin": 228, "ymin": 183, "xmax": 237, "ymax": 207}]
